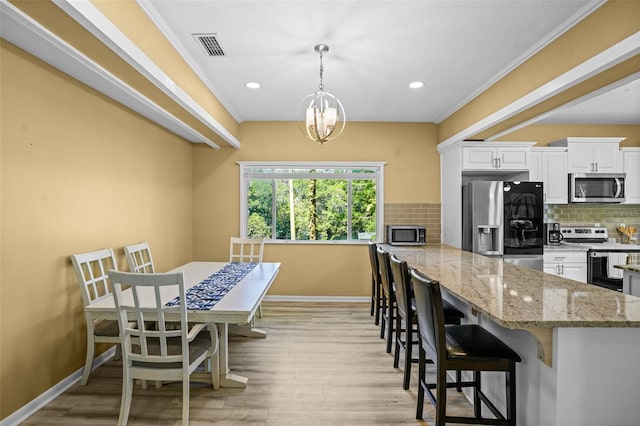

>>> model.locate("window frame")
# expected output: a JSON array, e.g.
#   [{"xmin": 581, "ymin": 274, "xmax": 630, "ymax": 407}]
[{"xmin": 238, "ymin": 161, "xmax": 386, "ymax": 244}]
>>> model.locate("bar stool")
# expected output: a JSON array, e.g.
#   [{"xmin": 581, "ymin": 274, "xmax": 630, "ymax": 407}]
[
  {"xmin": 388, "ymin": 253, "xmax": 465, "ymax": 390},
  {"xmin": 367, "ymin": 242, "xmax": 383, "ymax": 325},
  {"xmin": 376, "ymin": 246, "xmax": 396, "ymax": 353},
  {"xmin": 411, "ymin": 269, "xmax": 521, "ymax": 426}
]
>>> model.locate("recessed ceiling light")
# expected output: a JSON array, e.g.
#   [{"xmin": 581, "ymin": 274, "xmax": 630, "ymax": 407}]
[
  {"xmin": 245, "ymin": 82, "xmax": 260, "ymax": 89},
  {"xmin": 409, "ymin": 81, "xmax": 424, "ymax": 89}
]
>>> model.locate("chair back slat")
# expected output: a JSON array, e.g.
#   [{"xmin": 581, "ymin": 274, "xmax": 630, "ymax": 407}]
[
  {"xmin": 411, "ymin": 269, "xmax": 447, "ymax": 359},
  {"xmin": 229, "ymin": 237, "xmax": 264, "ymax": 263},
  {"xmin": 389, "ymin": 254, "xmax": 411, "ymax": 318},
  {"xmin": 71, "ymin": 248, "xmax": 118, "ymax": 306},
  {"xmin": 124, "ymin": 242, "xmax": 155, "ymax": 273},
  {"xmin": 109, "ymin": 270, "xmax": 188, "ymax": 365},
  {"xmin": 376, "ymin": 246, "xmax": 393, "ymax": 300}
]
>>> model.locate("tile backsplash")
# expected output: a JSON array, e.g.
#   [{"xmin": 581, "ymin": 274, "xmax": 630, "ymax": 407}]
[
  {"xmin": 544, "ymin": 204, "xmax": 639, "ymax": 242},
  {"xmin": 384, "ymin": 203, "xmax": 441, "ymax": 244}
]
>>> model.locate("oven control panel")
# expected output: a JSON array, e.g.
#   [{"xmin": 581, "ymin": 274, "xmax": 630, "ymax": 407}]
[{"xmin": 560, "ymin": 226, "xmax": 608, "ymax": 242}]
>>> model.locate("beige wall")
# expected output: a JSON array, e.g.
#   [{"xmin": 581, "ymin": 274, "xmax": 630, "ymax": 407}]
[
  {"xmin": 192, "ymin": 121, "xmax": 440, "ymax": 296},
  {"xmin": 0, "ymin": 41, "xmax": 196, "ymax": 418}
]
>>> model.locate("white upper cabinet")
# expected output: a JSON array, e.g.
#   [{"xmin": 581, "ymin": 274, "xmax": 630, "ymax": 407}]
[
  {"xmin": 461, "ymin": 142, "xmax": 534, "ymax": 171},
  {"xmin": 531, "ymin": 148, "xmax": 568, "ymax": 204},
  {"xmin": 622, "ymin": 148, "xmax": 640, "ymax": 204},
  {"xmin": 549, "ymin": 137, "xmax": 624, "ymax": 173}
]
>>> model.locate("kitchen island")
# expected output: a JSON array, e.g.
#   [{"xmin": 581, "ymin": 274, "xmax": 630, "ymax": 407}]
[
  {"xmin": 616, "ymin": 263, "xmax": 640, "ymax": 297},
  {"xmin": 384, "ymin": 244, "xmax": 640, "ymax": 426}
]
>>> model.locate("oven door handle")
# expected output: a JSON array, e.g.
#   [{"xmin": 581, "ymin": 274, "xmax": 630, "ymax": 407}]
[{"xmin": 590, "ymin": 252, "xmax": 610, "ymax": 258}]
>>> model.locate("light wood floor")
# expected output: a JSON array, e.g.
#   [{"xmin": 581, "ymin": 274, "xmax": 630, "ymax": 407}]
[{"xmin": 22, "ymin": 302, "xmax": 477, "ymax": 425}]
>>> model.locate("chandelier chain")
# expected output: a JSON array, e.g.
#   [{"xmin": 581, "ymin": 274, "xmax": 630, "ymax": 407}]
[{"xmin": 318, "ymin": 50, "xmax": 324, "ymax": 91}]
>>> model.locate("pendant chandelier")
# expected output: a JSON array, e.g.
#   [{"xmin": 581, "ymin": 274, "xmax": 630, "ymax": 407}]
[{"xmin": 298, "ymin": 44, "xmax": 345, "ymax": 144}]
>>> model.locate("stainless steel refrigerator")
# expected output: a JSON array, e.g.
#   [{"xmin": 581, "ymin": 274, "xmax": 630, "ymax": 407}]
[{"xmin": 462, "ymin": 181, "xmax": 544, "ymax": 271}]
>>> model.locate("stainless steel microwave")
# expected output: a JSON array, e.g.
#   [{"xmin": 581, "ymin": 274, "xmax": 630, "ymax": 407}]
[
  {"xmin": 569, "ymin": 173, "xmax": 625, "ymax": 203},
  {"xmin": 387, "ymin": 225, "xmax": 426, "ymax": 246}
]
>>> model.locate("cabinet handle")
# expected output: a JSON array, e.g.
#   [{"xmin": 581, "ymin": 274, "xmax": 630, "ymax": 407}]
[
  {"xmin": 498, "ymin": 157, "xmax": 501, "ymax": 168},
  {"xmin": 595, "ymin": 162, "xmax": 598, "ymax": 172},
  {"xmin": 561, "ymin": 264, "xmax": 565, "ymax": 275}
]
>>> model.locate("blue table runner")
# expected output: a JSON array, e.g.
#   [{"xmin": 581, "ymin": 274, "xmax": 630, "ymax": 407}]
[{"xmin": 166, "ymin": 262, "xmax": 258, "ymax": 310}]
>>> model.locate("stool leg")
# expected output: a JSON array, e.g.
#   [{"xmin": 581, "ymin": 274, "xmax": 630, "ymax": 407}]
[
  {"xmin": 403, "ymin": 319, "xmax": 412, "ymax": 390},
  {"xmin": 380, "ymin": 295, "xmax": 387, "ymax": 339},
  {"xmin": 416, "ymin": 346, "xmax": 425, "ymax": 419},
  {"xmin": 393, "ymin": 313, "xmax": 402, "ymax": 368},
  {"xmin": 473, "ymin": 370, "xmax": 481, "ymax": 418},
  {"xmin": 456, "ymin": 369, "xmax": 462, "ymax": 392},
  {"xmin": 386, "ymin": 299, "xmax": 394, "ymax": 354},
  {"xmin": 507, "ymin": 363, "xmax": 517, "ymax": 426}
]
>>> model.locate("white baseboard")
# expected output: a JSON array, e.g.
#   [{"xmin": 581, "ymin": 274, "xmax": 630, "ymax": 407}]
[
  {"xmin": 1, "ymin": 347, "xmax": 116, "ymax": 426},
  {"xmin": 263, "ymin": 295, "xmax": 369, "ymax": 303}
]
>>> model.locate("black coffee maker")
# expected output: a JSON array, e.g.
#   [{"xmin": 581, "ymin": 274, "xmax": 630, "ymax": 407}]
[{"xmin": 546, "ymin": 223, "xmax": 564, "ymax": 245}]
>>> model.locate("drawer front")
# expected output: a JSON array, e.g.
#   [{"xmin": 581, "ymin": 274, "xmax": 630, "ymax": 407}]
[{"xmin": 543, "ymin": 251, "xmax": 586, "ymax": 263}]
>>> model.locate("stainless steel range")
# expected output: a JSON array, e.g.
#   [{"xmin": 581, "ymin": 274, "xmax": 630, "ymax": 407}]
[{"xmin": 561, "ymin": 226, "xmax": 640, "ymax": 291}]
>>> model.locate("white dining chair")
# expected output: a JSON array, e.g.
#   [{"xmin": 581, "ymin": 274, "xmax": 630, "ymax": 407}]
[
  {"xmin": 229, "ymin": 237, "xmax": 264, "ymax": 317},
  {"xmin": 70, "ymin": 248, "xmax": 122, "ymax": 386},
  {"xmin": 108, "ymin": 270, "xmax": 219, "ymax": 426},
  {"xmin": 124, "ymin": 241, "xmax": 155, "ymax": 273},
  {"xmin": 229, "ymin": 237, "xmax": 264, "ymax": 263}
]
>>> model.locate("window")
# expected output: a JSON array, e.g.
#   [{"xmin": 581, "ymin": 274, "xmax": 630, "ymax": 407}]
[{"xmin": 239, "ymin": 162, "xmax": 385, "ymax": 243}]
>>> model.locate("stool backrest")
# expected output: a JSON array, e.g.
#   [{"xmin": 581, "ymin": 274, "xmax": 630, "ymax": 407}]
[
  {"xmin": 376, "ymin": 246, "xmax": 393, "ymax": 300},
  {"xmin": 367, "ymin": 242, "xmax": 381, "ymax": 286},
  {"xmin": 410, "ymin": 268, "xmax": 446, "ymax": 359},
  {"xmin": 389, "ymin": 254, "xmax": 411, "ymax": 319}
]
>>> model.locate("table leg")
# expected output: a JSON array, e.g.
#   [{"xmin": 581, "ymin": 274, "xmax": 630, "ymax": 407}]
[
  {"xmin": 217, "ymin": 322, "xmax": 249, "ymax": 388},
  {"xmin": 228, "ymin": 322, "xmax": 267, "ymax": 338}
]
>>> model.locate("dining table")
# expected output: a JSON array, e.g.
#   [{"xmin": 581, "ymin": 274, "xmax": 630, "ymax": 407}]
[{"xmin": 84, "ymin": 261, "xmax": 281, "ymax": 388}]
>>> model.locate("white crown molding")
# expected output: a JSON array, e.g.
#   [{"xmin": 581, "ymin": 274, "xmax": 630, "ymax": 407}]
[
  {"xmin": 137, "ymin": 0, "xmax": 243, "ymax": 124},
  {"xmin": 437, "ymin": 30, "xmax": 640, "ymax": 152},
  {"xmin": 50, "ymin": 0, "xmax": 240, "ymax": 148},
  {"xmin": 435, "ymin": 0, "xmax": 607, "ymax": 124},
  {"xmin": 0, "ymin": 0, "xmax": 222, "ymax": 149},
  {"xmin": 486, "ymin": 71, "xmax": 640, "ymax": 141}
]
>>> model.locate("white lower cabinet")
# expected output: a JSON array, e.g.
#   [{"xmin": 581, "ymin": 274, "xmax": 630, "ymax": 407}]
[{"xmin": 543, "ymin": 251, "xmax": 587, "ymax": 283}]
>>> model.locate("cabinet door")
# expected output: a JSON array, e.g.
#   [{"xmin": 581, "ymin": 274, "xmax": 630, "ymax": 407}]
[
  {"xmin": 562, "ymin": 263, "xmax": 587, "ymax": 283},
  {"xmin": 462, "ymin": 147, "xmax": 496, "ymax": 170},
  {"xmin": 623, "ymin": 150, "xmax": 640, "ymax": 203},
  {"xmin": 497, "ymin": 148, "xmax": 528, "ymax": 170},
  {"xmin": 543, "ymin": 151, "xmax": 568, "ymax": 204},
  {"xmin": 544, "ymin": 264, "xmax": 559, "ymax": 276},
  {"xmin": 567, "ymin": 142, "xmax": 595, "ymax": 173},
  {"xmin": 593, "ymin": 143, "xmax": 620, "ymax": 173},
  {"xmin": 529, "ymin": 151, "xmax": 542, "ymax": 181}
]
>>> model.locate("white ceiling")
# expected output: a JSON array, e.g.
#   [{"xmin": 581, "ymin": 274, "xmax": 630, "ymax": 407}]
[{"xmin": 139, "ymin": 0, "xmax": 632, "ymax": 125}]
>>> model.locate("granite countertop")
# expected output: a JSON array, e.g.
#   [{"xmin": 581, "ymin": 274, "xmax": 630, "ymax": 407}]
[
  {"xmin": 614, "ymin": 264, "xmax": 640, "ymax": 273},
  {"xmin": 383, "ymin": 244, "xmax": 640, "ymax": 329}
]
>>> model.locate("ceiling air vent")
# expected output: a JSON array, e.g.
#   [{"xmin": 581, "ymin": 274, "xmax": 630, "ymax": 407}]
[{"xmin": 193, "ymin": 33, "xmax": 225, "ymax": 57}]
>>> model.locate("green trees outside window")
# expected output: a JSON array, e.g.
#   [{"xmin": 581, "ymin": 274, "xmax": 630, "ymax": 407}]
[{"xmin": 240, "ymin": 163, "xmax": 384, "ymax": 242}]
